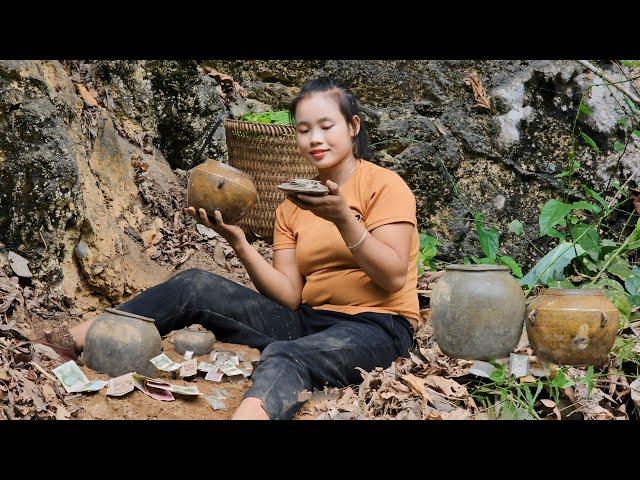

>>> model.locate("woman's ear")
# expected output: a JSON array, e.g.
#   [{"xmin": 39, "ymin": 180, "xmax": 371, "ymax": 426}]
[{"xmin": 349, "ymin": 115, "xmax": 361, "ymax": 138}]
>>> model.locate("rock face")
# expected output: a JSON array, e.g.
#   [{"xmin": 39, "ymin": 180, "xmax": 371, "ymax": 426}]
[
  {"xmin": 1, "ymin": 60, "xmax": 638, "ymax": 311},
  {"xmin": 208, "ymin": 60, "xmax": 639, "ymax": 265},
  {"xmin": 0, "ymin": 61, "xmax": 182, "ymax": 309}
]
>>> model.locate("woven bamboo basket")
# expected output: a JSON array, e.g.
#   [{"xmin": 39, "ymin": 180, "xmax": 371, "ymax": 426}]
[{"xmin": 224, "ymin": 118, "xmax": 317, "ymax": 241}]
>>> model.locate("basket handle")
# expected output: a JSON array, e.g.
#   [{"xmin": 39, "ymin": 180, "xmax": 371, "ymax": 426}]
[{"xmin": 192, "ymin": 113, "xmax": 226, "ymax": 166}]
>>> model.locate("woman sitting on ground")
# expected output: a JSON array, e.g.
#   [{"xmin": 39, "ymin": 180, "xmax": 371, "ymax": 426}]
[{"xmin": 37, "ymin": 76, "xmax": 421, "ymax": 420}]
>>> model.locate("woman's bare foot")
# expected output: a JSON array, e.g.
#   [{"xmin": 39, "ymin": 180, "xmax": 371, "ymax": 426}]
[{"xmin": 231, "ymin": 397, "xmax": 270, "ymax": 420}]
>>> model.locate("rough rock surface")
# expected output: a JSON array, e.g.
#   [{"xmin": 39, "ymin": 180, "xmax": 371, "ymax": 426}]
[{"xmin": 1, "ymin": 60, "xmax": 639, "ymax": 312}]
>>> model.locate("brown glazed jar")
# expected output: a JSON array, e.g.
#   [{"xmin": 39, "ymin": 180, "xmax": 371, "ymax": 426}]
[
  {"xmin": 525, "ymin": 289, "xmax": 618, "ymax": 366},
  {"xmin": 81, "ymin": 308, "xmax": 162, "ymax": 377},
  {"xmin": 430, "ymin": 264, "xmax": 526, "ymax": 360},
  {"xmin": 187, "ymin": 159, "xmax": 258, "ymax": 225}
]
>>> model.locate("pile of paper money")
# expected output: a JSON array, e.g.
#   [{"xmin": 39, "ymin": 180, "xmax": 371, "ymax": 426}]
[
  {"xmin": 206, "ymin": 349, "xmax": 254, "ymax": 380},
  {"xmin": 104, "ymin": 372, "xmax": 202, "ymax": 401}
]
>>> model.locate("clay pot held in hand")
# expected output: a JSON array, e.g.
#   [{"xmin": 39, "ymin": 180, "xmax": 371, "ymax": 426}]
[
  {"xmin": 82, "ymin": 308, "xmax": 162, "ymax": 377},
  {"xmin": 187, "ymin": 159, "xmax": 258, "ymax": 225},
  {"xmin": 173, "ymin": 325, "xmax": 216, "ymax": 356},
  {"xmin": 430, "ymin": 264, "xmax": 526, "ymax": 360},
  {"xmin": 525, "ymin": 288, "xmax": 618, "ymax": 366}
]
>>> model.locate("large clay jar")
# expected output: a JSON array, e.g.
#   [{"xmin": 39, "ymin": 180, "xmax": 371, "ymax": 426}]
[
  {"xmin": 82, "ymin": 308, "xmax": 162, "ymax": 377},
  {"xmin": 431, "ymin": 264, "xmax": 525, "ymax": 360},
  {"xmin": 525, "ymin": 288, "xmax": 618, "ymax": 366},
  {"xmin": 187, "ymin": 159, "xmax": 258, "ymax": 225},
  {"xmin": 174, "ymin": 325, "xmax": 216, "ymax": 356}
]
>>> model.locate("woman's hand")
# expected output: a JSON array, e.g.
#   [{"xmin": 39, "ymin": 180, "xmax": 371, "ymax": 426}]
[
  {"xmin": 286, "ymin": 180, "xmax": 353, "ymax": 227},
  {"xmin": 182, "ymin": 207, "xmax": 246, "ymax": 250}
]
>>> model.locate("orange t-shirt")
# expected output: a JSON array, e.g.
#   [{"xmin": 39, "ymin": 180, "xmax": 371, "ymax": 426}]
[{"xmin": 273, "ymin": 159, "xmax": 420, "ymax": 330}]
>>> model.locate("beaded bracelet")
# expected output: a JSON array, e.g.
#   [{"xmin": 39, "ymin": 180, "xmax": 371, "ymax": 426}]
[{"xmin": 347, "ymin": 230, "xmax": 368, "ymax": 250}]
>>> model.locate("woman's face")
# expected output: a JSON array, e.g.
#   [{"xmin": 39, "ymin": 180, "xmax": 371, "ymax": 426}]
[{"xmin": 294, "ymin": 93, "xmax": 360, "ymax": 170}]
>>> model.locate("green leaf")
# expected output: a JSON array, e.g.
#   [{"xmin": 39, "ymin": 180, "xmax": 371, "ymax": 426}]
[
  {"xmin": 579, "ymin": 103, "xmax": 592, "ymax": 116},
  {"xmin": 582, "ymin": 185, "xmax": 608, "ymax": 209},
  {"xmin": 605, "ymin": 289, "xmax": 632, "ymax": 324},
  {"xmin": 474, "ymin": 212, "xmax": 499, "ymax": 260},
  {"xmin": 581, "ymin": 256, "xmax": 600, "ymax": 273},
  {"xmin": 610, "ymin": 181, "xmax": 628, "ymax": 197},
  {"xmin": 550, "ymin": 369, "xmax": 574, "ymax": 389},
  {"xmin": 417, "ymin": 233, "xmax": 438, "ymax": 274},
  {"xmin": 624, "ymin": 98, "xmax": 639, "ymax": 114},
  {"xmin": 600, "ymin": 239, "xmax": 619, "ymax": 247},
  {"xmin": 633, "ymin": 130, "xmax": 640, "ymax": 138},
  {"xmin": 269, "ymin": 111, "xmax": 293, "ymax": 125},
  {"xmin": 629, "ymin": 218, "xmax": 640, "ymax": 243},
  {"xmin": 590, "ymin": 279, "xmax": 632, "ymax": 323},
  {"xmin": 546, "ymin": 280, "xmax": 576, "ymax": 289},
  {"xmin": 579, "ymin": 131, "xmax": 600, "ymax": 153},
  {"xmin": 583, "ymin": 365, "xmax": 595, "ymax": 399},
  {"xmin": 555, "ymin": 161, "xmax": 582, "ymax": 178},
  {"xmin": 489, "ymin": 363, "xmax": 506, "ymax": 383},
  {"xmin": 240, "ymin": 110, "xmax": 293, "ymax": 125},
  {"xmin": 614, "ymin": 140, "xmax": 625, "ymax": 153},
  {"xmin": 624, "ymin": 268, "xmax": 640, "ymax": 296},
  {"xmin": 508, "ymin": 219, "xmax": 524, "ymax": 236},
  {"xmin": 539, "ymin": 200, "xmax": 574, "ymax": 237},
  {"xmin": 546, "ymin": 227, "xmax": 566, "ymax": 241},
  {"xmin": 569, "ymin": 223, "xmax": 600, "ymax": 260},
  {"xmin": 571, "ymin": 201, "xmax": 601, "ymax": 214},
  {"xmin": 462, "ymin": 257, "xmax": 472, "ymax": 265},
  {"xmin": 520, "ymin": 242, "xmax": 586, "ymax": 288},
  {"xmin": 589, "ymin": 278, "xmax": 625, "ymax": 292},
  {"xmin": 618, "ymin": 117, "xmax": 631, "ymax": 129},
  {"xmin": 419, "ymin": 233, "xmax": 438, "ymax": 255},
  {"xmin": 470, "ymin": 256, "xmax": 497, "ymax": 265},
  {"xmin": 498, "ymin": 255, "xmax": 523, "ymax": 278},
  {"xmin": 606, "ymin": 256, "xmax": 633, "ymax": 281}
]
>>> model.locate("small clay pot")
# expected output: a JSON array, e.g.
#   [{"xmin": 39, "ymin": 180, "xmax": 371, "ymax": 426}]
[
  {"xmin": 430, "ymin": 264, "xmax": 526, "ymax": 360},
  {"xmin": 187, "ymin": 159, "xmax": 257, "ymax": 225},
  {"xmin": 82, "ymin": 308, "xmax": 162, "ymax": 377},
  {"xmin": 525, "ymin": 288, "xmax": 618, "ymax": 366},
  {"xmin": 173, "ymin": 325, "xmax": 216, "ymax": 356}
]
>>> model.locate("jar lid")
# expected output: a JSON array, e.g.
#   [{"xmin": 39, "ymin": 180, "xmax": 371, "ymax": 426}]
[
  {"xmin": 105, "ymin": 308, "xmax": 156, "ymax": 323},
  {"xmin": 445, "ymin": 264, "xmax": 509, "ymax": 272},
  {"xmin": 540, "ymin": 288, "xmax": 605, "ymax": 297}
]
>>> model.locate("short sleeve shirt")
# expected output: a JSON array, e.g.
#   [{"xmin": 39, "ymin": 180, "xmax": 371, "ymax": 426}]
[{"xmin": 273, "ymin": 159, "xmax": 420, "ymax": 328}]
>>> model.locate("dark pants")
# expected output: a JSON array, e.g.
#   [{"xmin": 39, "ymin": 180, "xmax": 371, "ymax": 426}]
[{"xmin": 117, "ymin": 268, "xmax": 414, "ymax": 419}]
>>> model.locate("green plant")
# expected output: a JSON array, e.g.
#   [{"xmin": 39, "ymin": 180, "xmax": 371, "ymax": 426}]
[
  {"xmin": 516, "ymin": 72, "xmax": 640, "ymax": 324},
  {"xmin": 240, "ymin": 110, "xmax": 293, "ymax": 125},
  {"xmin": 465, "ymin": 213, "xmax": 523, "ymax": 278},
  {"xmin": 470, "ymin": 361, "xmax": 556, "ymax": 420},
  {"xmin": 417, "ymin": 232, "xmax": 440, "ymax": 276},
  {"xmin": 548, "ymin": 368, "xmax": 575, "ymax": 404}
]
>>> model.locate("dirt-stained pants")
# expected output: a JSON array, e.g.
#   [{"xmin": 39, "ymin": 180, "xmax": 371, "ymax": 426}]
[{"xmin": 117, "ymin": 268, "xmax": 414, "ymax": 419}]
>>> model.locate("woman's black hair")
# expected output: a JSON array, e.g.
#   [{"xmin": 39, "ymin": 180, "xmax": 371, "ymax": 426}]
[{"xmin": 289, "ymin": 77, "xmax": 372, "ymax": 160}]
